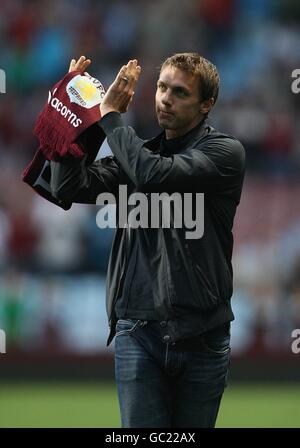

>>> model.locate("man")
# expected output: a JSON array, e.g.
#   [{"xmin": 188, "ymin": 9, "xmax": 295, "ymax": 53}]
[{"xmin": 51, "ymin": 53, "xmax": 245, "ymax": 427}]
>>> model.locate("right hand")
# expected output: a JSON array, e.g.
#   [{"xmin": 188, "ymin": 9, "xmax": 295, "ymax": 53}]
[{"xmin": 68, "ymin": 55, "xmax": 91, "ymax": 74}]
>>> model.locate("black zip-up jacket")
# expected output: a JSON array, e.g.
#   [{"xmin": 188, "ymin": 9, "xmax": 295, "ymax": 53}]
[{"xmin": 50, "ymin": 112, "xmax": 246, "ymax": 346}]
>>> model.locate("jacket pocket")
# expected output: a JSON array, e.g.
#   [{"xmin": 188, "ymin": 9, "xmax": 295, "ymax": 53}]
[{"xmin": 184, "ymin": 242, "xmax": 220, "ymax": 311}]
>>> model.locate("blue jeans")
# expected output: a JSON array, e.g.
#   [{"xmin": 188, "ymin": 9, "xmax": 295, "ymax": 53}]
[{"xmin": 114, "ymin": 319, "xmax": 231, "ymax": 428}]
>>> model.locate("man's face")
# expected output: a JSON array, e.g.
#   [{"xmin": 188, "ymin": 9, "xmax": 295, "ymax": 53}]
[{"xmin": 155, "ymin": 65, "xmax": 206, "ymax": 139}]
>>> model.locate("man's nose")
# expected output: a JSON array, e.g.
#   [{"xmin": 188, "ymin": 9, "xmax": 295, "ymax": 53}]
[{"xmin": 161, "ymin": 90, "xmax": 172, "ymax": 106}]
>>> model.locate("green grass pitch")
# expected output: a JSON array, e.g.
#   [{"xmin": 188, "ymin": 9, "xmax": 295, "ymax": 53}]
[{"xmin": 0, "ymin": 382, "xmax": 299, "ymax": 428}]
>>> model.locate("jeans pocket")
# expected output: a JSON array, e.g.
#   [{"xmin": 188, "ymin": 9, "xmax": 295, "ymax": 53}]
[
  {"xmin": 201, "ymin": 335, "xmax": 231, "ymax": 355},
  {"xmin": 115, "ymin": 319, "xmax": 144, "ymax": 337}
]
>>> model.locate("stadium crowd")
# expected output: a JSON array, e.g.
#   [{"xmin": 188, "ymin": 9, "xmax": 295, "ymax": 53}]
[{"xmin": 0, "ymin": 0, "xmax": 300, "ymax": 355}]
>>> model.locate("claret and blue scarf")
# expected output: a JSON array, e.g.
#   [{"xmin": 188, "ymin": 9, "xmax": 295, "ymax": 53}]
[{"xmin": 22, "ymin": 70, "xmax": 106, "ymax": 209}]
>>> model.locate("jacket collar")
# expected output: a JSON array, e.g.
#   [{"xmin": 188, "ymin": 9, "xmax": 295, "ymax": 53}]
[{"xmin": 146, "ymin": 118, "xmax": 208, "ymax": 155}]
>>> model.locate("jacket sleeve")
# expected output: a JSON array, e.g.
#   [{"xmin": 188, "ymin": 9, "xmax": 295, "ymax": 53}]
[
  {"xmin": 50, "ymin": 155, "xmax": 120, "ymax": 204},
  {"xmin": 99, "ymin": 112, "xmax": 245, "ymax": 194},
  {"xmin": 50, "ymin": 120, "xmax": 121, "ymax": 204}
]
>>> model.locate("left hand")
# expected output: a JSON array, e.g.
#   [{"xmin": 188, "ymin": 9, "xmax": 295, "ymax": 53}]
[{"xmin": 100, "ymin": 59, "xmax": 141, "ymax": 117}]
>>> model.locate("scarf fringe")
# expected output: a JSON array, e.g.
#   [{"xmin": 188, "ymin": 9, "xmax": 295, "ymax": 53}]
[{"xmin": 34, "ymin": 112, "xmax": 84, "ymax": 160}]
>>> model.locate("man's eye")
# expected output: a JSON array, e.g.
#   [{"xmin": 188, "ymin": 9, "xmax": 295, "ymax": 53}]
[
  {"xmin": 158, "ymin": 84, "xmax": 166, "ymax": 91},
  {"xmin": 175, "ymin": 90, "xmax": 187, "ymax": 97}
]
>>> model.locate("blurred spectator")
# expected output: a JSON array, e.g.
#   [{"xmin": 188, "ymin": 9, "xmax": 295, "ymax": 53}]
[
  {"xmin": 0, "ymin": 205, "xmax": 9, "ymax": 269},
  {"xmin": 83, "ymin": 207, "xmax": 115, "ymax": 273},
  {"xmin": 7, "ymin": 208, "xmax": 39, "ymax": 270},
  {"xmin": 0, "ymin": 268, "xmax": 26, "ymax": 350},
  {"xmin": 31, "ymin": 196, "xmax": 89, "ymax": 273}
]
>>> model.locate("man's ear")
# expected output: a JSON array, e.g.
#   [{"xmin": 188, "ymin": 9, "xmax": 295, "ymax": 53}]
[{"xmin": 199, "ymin": 98, "xmax": 215, "ymax": 115}]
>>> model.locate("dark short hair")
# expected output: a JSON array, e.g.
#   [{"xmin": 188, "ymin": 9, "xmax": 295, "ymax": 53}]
[{"xmin": 160, "ymin": 52, "xmax": 220, "ymax": 105}]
